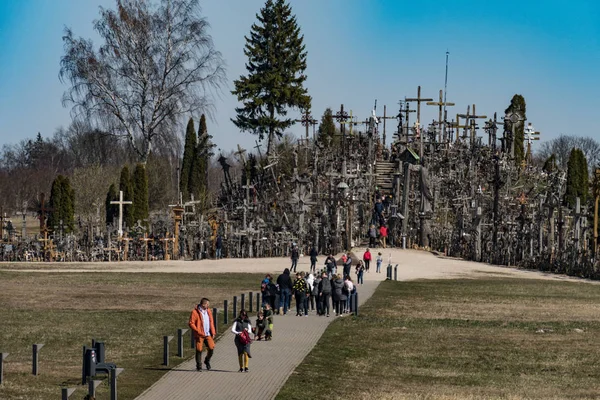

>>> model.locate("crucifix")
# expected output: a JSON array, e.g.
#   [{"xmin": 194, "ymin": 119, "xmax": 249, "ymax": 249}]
[
  {"xmin": 110, "ymin": 190, "xmax": 133, "ymax": 238},
  {"xmin": 171, "ymin": 205, "xmax": 185, "ymax": 259},
  {"xmin": 334, "ymin": 104, "xmax": 350, "ymax": 152},
  {"xmin": 504, "ymin": 110, "xmax": 525, "ymax": 159},
  {"xmin": 457, "ymin": 104, "xmax": 487, "ymax": 146},
  {"xmin": 234, "ymin": 145, "xmax": 247, "ymax": 168},
  {"xmin": 426, "ymin": 89, "xmax": 455, "ymax": 143},
  {"xmin": 140, "ymin": 233, "xmax": 153, "ymax": 261},
  {"xmin": 405, "ymin": 86, "xmax": 433, "ymax": 159},
  {"xmin": 121, "ymin": 233, "xmax": 133, "ymax": 261},
  {"xmin": 524, "ymin": 122, "xmax": 540, "ymax": 166},
  {"xmin": 297, "ymin": 109, "xmax": 318, "ymax": 141},
  {"xmin": 160, "ymin": 233, "xmax": 174, "ymax": 261},
  {"xmin": 397, "ymin": 100, "xmax": 416, "ymax": 146}
]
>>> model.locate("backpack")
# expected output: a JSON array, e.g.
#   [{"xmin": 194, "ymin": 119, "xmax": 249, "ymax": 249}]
[{"xmin": 239, "ymin": 329, "xmax": 251, "ymax": 345}]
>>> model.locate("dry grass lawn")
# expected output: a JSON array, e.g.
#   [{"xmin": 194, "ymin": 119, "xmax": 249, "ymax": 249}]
[
  {"xmin": 0, "ymin": 271, "xmax": 264, "ymax": 400},
  {"xmin": 277, "ymin": 278, "xmax": 600, "ymax": 400}
]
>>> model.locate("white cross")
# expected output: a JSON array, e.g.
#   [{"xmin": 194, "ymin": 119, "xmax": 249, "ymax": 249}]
[{"xmin": 110, "ymin": 190, "xmax": 133, "ymax": 238}]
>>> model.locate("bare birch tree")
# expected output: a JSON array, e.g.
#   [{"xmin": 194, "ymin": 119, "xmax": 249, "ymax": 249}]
[{"xmin": 59, "ymin": 0, "xmax": 226, "ymax": 162}]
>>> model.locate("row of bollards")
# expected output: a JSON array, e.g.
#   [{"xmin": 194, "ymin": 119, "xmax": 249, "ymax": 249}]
[{"xmin": 0, "ymin": 343, "xmax": 44, "ymax": 387}]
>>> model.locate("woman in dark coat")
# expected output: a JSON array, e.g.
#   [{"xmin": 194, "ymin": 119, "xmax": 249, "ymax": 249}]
[
  {"xmin": 332, "ymin": 274, "xmax": 346, "ymax": 316},
  {"xmin": 231, "ymin": 309, "xmax": 253, "ymax": 372}
]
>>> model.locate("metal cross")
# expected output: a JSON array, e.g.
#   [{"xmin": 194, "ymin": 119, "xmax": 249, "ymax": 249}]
[{"xmin": 426, "ymin": 89, "xmax": 455, "ymax": 143}]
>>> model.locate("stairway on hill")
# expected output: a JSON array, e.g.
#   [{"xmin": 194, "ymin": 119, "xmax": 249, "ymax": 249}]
[{"xmin": 375, "ymin": 160, "xmax": 396, "ymax": 193}]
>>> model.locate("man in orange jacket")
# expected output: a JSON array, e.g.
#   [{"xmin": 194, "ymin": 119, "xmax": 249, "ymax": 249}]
[{"xmin": 189, "ymin": 298, "xmax": 216, "ymax": 371}]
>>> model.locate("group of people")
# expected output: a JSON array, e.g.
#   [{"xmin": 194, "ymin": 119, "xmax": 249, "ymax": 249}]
[{"xmin": 188, "ymin": 248, "xmax": 384, "ymax": 373}]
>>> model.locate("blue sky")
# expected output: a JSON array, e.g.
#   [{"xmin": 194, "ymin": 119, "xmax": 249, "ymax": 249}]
[{"xmin": 1, "ymin": 0, "xmax": 599, "ymax": 155}]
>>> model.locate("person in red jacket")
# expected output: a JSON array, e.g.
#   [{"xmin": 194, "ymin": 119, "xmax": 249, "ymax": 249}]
[
  {"xmin": 363, "ymin": 248, "xmax": 372, "ymax": 272},
  {"xmin": 189, "ymin": 298, "xmax": 216, "ymax": 371},
  {"xmin": 379, "ymin": 225, "xmax": 388, "ymax": 248}
]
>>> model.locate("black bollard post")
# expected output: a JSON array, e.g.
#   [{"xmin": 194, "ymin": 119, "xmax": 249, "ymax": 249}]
[
  {"xmin": 0, "ymin": 353, "xmax": 8, "ymax": 385},
  {"xmin": 110, "ymin": 367, "xmax": 124, "ymax": 400},
  {"xmin": 241, "ymin": 293, "xmax": 246, "ymax": 311},
  {"xmin": 256, "ymin": 294, "xmax": 261, "ymax": 312},
  {"xmin": 32, "ymin": 343, "xmax": 44, "ymax": 376},
  {"xmin": 394, "ymin": 264, "xmax": 398, "ymax": 281},
  {"xmin": 177, "ymin": 329, "xmax": 188, "ymax": 357},
  {"xmin": 354, "ymin": 292, "xmax": 359, "ymax": 316},
  {"xmin": 224, "ymin": 300, "xmax": 229, "ymax": 325},
  {"xmin": 233, "ymin": 296, "xmax": 238, "ymax": 318},
  {"xmin": 212, "ymin": 307, "xmax": 218, "ymax": 335},
  {"xmin": 249, "ymin": 292, "xmax": 253, "ymax": 313},
  {"xmin": 163, "ymin": 336, "xmax": 173, "ymax": 366},
  {"xmin": 61, "ymin": 387, "xmax": 76, "ymax": 400},
  {"xmin": 88, "ymin": 380, "xmax": 101, "ymax": 399}
]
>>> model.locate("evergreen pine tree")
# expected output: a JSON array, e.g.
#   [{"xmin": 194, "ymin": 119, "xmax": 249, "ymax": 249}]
[
  {"xmin": 132, "ymin": 163, "xmax": 149, "ymax": 226},
  {"xmin": 119, "ymin": 166, "xmax": 135, "ymax": 229},
  {"xmin": 180, "ymin": 118, "xmax": 196, "ymax": 201},
  {"xmin": 542, "ymin": 154, "xmax": 557, "ymax": 173},
  {"xmin": 62, "ymin": 176, "xmax": 75, "ymax": 233},
  {"xmin": 47, "ymin": 176, "xmax": 64, "ymax": 232},
  {"xmin": 578, "ymin": 149, "xmax": 589, "ymax": 204},
  {"xmin": 317, "ymin": 108, "xmax": 338, "ymax": 147},
  {"xmin": 232, "ymin": 0, "xmax": 311, "ymax": 155},
  {"xmin": 505, "ymin": 94, "xmax": 526, "ymax": 167},
  {"xmin": 105, "ymin": 183, "xmax": 118, "ymax": 226}
]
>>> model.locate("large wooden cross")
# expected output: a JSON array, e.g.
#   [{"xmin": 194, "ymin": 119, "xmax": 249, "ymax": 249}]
[
  {"xmin": 426, "ymin": 89, "xmax": 455, "ymax": 143},
  {"xmin": 110, "ymin": 190, "xmax": 133, "ymax": 238},
  {"xmin": 406, "ymin": 86, "xmax": 433, "ymax": 159},
  {"xmin": 333, "ymin": 104, "xmax": 350, "ymax": 151},
  {"xmin": 524, "ymin": 122, "xmax": 540, "ymax": 166},
  {"xmin": 457, "ymin": 104, "xmax": 487, "ymax": 145}
]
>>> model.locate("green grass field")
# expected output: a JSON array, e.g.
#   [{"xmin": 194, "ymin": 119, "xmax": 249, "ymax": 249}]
[
  {"xmin": 277, "ymin": 278, "xmax": 600, "ymax": 400},
  {"xmin": 0, "ymin": 272, "xmax": 264, "ymax": 400}
]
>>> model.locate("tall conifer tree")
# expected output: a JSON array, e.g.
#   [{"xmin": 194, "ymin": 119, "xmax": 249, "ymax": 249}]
[
  {"xmin": 565, "ymin": 148, "xmax": 589, "ymax": 207},
  {"xmin": 180, "ymin": 118, "xmax": 196, "ymax": 201},
  {"xmin": 232, "ymin": 0, "xmax": 311, "ymax": 155},
  {"xmin": 105, "ymin": 183, "xmax": 118, "ymax": 226},
  {"xmin": 190, "ymin": 114, "xmax": 214, "ymax": 207},
  {"xmin": 317, "ymin": 108, "xmax": 338, "ymax": 147},
  {"xmin": 132, "ymin": 163, "xmax": 149, "ymax": 226},
  {"xmin": 48, "ymin": 175, "xmax": 75, "ymax": 233},
  {"xmin": 119, "ymin": 166, "xmax": 135, "ymax": 229}
]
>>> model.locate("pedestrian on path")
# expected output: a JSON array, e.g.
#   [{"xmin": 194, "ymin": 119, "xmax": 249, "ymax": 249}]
[
  {"xmin": 376, "ymin": 252, "xmax": 383, "ymax": 273},
  {"xmin": 318, "ymin": 271, "xmax": 332, "ymax": 317},
  {"xmin": 263, "ymin": 303, "xmax": 274, "ymax": 340},
  {"xmin": 188, "ymin": 298, "xmax": 216, "ymax": 371},
  {"xmin": 260, "ymin": 274, "xmax": 272, "ymax": 307},
  {"xmin": 290, "ymin": 244, "xmax": 299, "ymax": 272},
  {"xmin": 324, "ymin": 253, "xmax": 336, "ymax": 278},
  {"xmin": 309, "ymin": 245, "xmax": 318, "ymax": 273},
  {"xmin": 380, "ymin": 225, "xmax": 388, "ymax": 248},
  {"xmin": 277, "ymin": 268, "xmax": 293, "ymax": 315},
  {"xmin": 356, "ymin": 261, "xmax": 364, "ymax": 284},
  {"xmin": 332, "ymin": 274, "xmax": 345, "ymax": 316},
  {"xmin": 343, "ymin": 253, "xmax": 353, "ymax": 278},
  {"xmin": 312, "ymin": 273, "xmax": 321, "ymax": 314},
  {"xmin": 292, "ymin": 272, "xmax": 309, "ymax": 316},
  {"xmin": 344, "ymin": 276, "xmax": 354, "ymax": 312},
  {"xmin": 363, "ymin": 248, "xmax": 372, "ymax": 272},
  {"xmin": 306, "ymin": 272, "xmax": 316, "ymax": 311},
  {"xmin": 231, "ymin": 309, "xmax": 252, "ymax": 372}
]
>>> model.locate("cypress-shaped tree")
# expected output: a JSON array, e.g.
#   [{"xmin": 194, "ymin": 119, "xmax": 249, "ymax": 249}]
[
  {"xmin": 232, "ymin": 0, "xmax": 311, "ymax": 155},
  {"xmin": 105, "ymin": 183, "xmax": 118, "ymax": 226},
  {"xmin": 565, "ymin": 148, "xmax": 589, "ymax": 207},
  {"xmin": 48, "ymin": 175, "xmax": 75, "ymax": 233},
  {"xmin": 542, "ymin": 154, "xmax": 557, "ymax": 173},
  {"xmin": 317, "ymin": 108, "xmax": 338, "ymax": 147},
  {"xmin": 190, "ymin": 114, "xmax": 215, "ymax": 206},
  {"xmin": 505, "ymin": 94, "xmax": 526, "ymax": 166},
  {"xmin": 132, "ymin": 163, "xmax": 149, "ymax": 226},
  {"xmin": 180, "ymin": 118, "xmax": 196, "ymax": 201},
  {"xmin": 119, "ymin": 166, "xmax": 135, "ymax": 229}
]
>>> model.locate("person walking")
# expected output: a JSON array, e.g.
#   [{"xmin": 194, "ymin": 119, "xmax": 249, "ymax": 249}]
[
  {"xmin": 363, "ymin": 248, "xmax": 372, "ymax": 272},
  {"xmin": 356, "ymin": 261, "xmax": 364, "ymax": 285},
  {"xmin": 376, "ymin": 252, "xmax": 383, "ymax": 273},
  {"xmin": 292, "ymin": 272, "xmax": 309, "ymax": 316},
  {"xmin": 309, "ymin": 246, "xmax": 318, "ymax": 274},
  {"xmin": 306, "ymin": 272, "xmax": 316, "ymax": 312},
  {"xmin": 231, "ymin": 309, "xmax": 252, "ymax": 372},
  {"xmin": 318, "ymin": 271, "xmax": 332, "ymax": 317},
  {"xmin": 215, "ymin": 234, "xmax": 223, "ymax": 259},
  {"xmin": 344, "ymin": 276, "xmax": 354, "ymax": 313},
  {"xmin": 276, "ymin": 268, "xmax": 293, "ymax": 315},
  {"xmin": 312, "ymin": 273, "xmax": 321, "ymax": 315},
  {"xmin": 368, "ymin": 224, "xmax": 377, "ymax": 247},
  {"xmin": 290, "ymin": 244, "xmax": 299, "ymax": 272},
  {"xmin": 343, "ymin": 253, "xmax": 353, "ymax": 278},
  {"xmin": 379, "ymin": 225, "xmax": 388, "ymax": 248},
  {"xmin": 260, "ymin": 274, "xmax": 272, "ymax": 306},
  {"xmin": 324, "ymin": 253, "xmax": 336, "ymax": 279},
  {"xmin": 188, "ymin": 298, "xmax": 216, "ymax": 371}
]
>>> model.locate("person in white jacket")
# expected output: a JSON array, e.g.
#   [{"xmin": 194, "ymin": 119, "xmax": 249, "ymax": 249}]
[{"xmin": 231, "ymin": 310, "xmax": 253, "ymax": 372}]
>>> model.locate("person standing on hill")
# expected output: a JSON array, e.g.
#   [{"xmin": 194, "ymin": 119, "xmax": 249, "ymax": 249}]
[
  {"xmin": 215, "ymin": 234, "xmax": 223, "ymax": 259},
  {"xmin": 309, "ymin": 245, "xmax": 318, "ymax": 274},
  {"xmin": 343, "ymin": 253, "xmax": 353, "ymax": 278},
  {"xmin": 188, "ymin": 298, "xmax": 216, "ymax": 371},
  {"xmin": 332, "ymin": 274, "xmax": 346, "ymax": 316},
  {"xmin": 292, "ymin": 272, "xmax": 309, "ymax": 316},
  {"xmin": 324, "ymin": 253, "xmax": 336, "ymax": 278},
  {"xmin": 290, "ymin": 244, "xmax": 299, "ymax": 272},
  {"xmin": 363, "ymin": 248, "xmax": 372, "ymax": 272},
  {"xmin": 379, "ymin": 225, "xmax": 388, "ymax": 248}
]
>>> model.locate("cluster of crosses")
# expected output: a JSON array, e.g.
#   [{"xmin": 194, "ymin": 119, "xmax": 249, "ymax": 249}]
[{"xmin": 1, "ymin": 85, "xmax": 598, "ymax": 269}]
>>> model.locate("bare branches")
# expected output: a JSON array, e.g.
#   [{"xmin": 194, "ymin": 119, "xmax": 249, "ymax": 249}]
[{"xmin": 59, "ymin": 0, "xmax": 226, "ymax": 162}]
